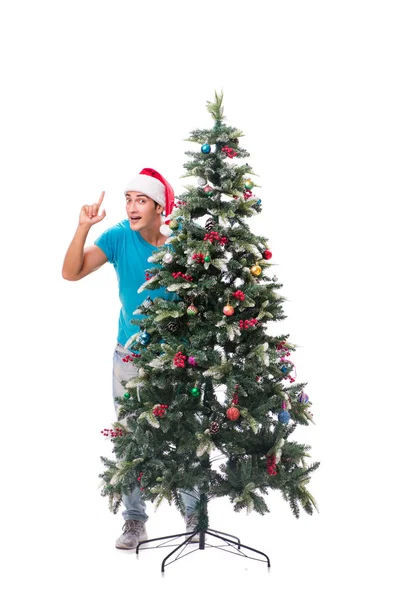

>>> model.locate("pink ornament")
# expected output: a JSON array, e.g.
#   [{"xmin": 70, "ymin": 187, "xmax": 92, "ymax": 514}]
[
  {"xmin": 223, "ymin": 304, "xmax": 235, "ymax": 316},
  {"xmin": 188, "ymin": 356, "xmax": 198, "ymax": 367}
]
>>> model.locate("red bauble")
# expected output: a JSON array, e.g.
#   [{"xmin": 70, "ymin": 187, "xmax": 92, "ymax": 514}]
[
  {"xmin": 226, "ymin": 406, "xmax": 240, "ymax": 421},
  {"xmin": 223, "ymin": 304, "xmax": 235, "ymax": 316},
  {"xmin": 263, "ymin": 249, "xmax": 272, "ymax": 260}
]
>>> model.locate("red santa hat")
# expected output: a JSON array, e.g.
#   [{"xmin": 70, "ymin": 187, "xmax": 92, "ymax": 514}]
[{"xmin": 124, "ymin": 167, "xmax": 175, "ymax": 236}]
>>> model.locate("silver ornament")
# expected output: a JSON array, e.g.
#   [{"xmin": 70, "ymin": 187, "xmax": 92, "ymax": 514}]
[
  {"xmin": 163, "ymin": 252, "xmax": 173, "ymax": 264},
  {"xmin": 197, "ymin": 177, "xmax": 207, "ymax": 186}
]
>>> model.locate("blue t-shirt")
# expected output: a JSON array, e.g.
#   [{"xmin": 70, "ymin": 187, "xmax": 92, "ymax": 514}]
[{"xmin": 94, "ymin": 219, "xmax": 177, "ymax": 346}]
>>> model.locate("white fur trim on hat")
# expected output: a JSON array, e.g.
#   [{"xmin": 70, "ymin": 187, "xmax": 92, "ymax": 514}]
[{"xmin": 124, "ymin": 174, "xmax": 166, "ymax": 207}]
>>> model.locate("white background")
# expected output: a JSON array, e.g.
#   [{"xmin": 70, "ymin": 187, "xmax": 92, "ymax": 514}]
[{"xmin": 1, "ymin": 1, "xmax": 399, "ymax": 598}]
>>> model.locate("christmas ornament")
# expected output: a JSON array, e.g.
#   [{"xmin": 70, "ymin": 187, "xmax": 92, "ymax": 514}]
[
  {"xmin": 278, "ymin": 410, "xmax": 291, "ymax": 424},
  {"xmin": 250, "ymin": 265, "xmax": 262, "ymax": 276},
  {"xmin": 163, "ymin": 252, "xmax": 174, "ymax": 264},
  {"xmin": 187, "ymin": 304, "xmax": 199, "ymax": 316},
  {"xmin": 298, "ymin": 391, "xmax": 309, "ymax": 404},
  {"xmin": 223, "ymin": 304, "xmax": 235, "ymax": 316},
  {"xmin": 197, "ymin": 177, "xmax": 207, "ymax": 186},
  {"xmin": 209, "ymin": 421, "xmax": 220, "ymax": 434},
  {"xmin": 226, "ymin": 406, "xmax": 240, "ymax": 421},
  {"xmin": 204, "ymin": 185, "xmax": 214, "ymax": 196},
  {"xmin": 142, "ymin": 296, "xmax": 154, "ymax": 309},
  {"xmin": 201, "ymin": 144, "xmax": 211, "ymax": 154},
  {"xmin": 205, "ymin": 217, "xmax": 215, "ymax": 232},
  {"xmin": 167, "ymin": 321, "xmax": 179, "ymax": 332},
  {"xmin": 169, "ymin": 219, "xmax": 179, "ymax": 230},
  {"xmin": 256, "ymin": 199, "xmax": 262, "ymax": 206},
  {"xmin": 191, "ymin": 387, "xmax": 201, "ymax": 397},
  {"xmin": 204, "ymin": 255, "xmax": 211, "ymax": 262},
  {"xmin": 123, "ymin": 392, "xmax": 130, "ymax": 399},
  {"xmin": 188, "ymin": 356, "xmax": 198, "ymax": 367},
  {"xmin": 139, "ymin": 331, "xmax": 151, "ymax": 345},
  {"xmin": 244, "ymin": 179, "xmax": 254, "ymax": 190},
  {"xmin": 263, "ymin": 249, "xmax": 272, "ymax": 260}
]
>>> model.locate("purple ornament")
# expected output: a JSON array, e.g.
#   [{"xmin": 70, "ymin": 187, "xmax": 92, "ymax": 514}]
[
  {"xmin": 188, "ymin": 356, "xmax": 198, "ymax": 367},
  {"xmin": 298, "ymin": 391, "xmax": 309, "ymax": 404}
]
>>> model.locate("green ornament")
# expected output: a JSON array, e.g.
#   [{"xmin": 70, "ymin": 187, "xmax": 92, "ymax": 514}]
[
  {"xmin": 191, "ymin": 387, "xmax": 200, "ymax": 397},
  {"xmin": 169, "ymin": 219, "xmax": 179, "ymax": 230},
  {"xmin": 204, "ymin": 255, "xmax": 211, "ymax": 263},
  {"xmin": 244, "ymin": 179, "xmax": 254, "ymax": 190},
  {"xmin": 124, "ymin": 392, "xmax": 130, "ymax": 399}
]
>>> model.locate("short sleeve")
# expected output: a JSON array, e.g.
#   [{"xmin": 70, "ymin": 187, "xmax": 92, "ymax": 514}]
[{"xmin": 94, "ymin": 223, "xmax": 124, "ymax": 265}]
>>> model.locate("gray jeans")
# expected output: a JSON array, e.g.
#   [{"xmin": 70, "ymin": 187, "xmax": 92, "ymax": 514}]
[{"xmin": 113, "ymin": 343, "xmax": 199, "ymax": 521}]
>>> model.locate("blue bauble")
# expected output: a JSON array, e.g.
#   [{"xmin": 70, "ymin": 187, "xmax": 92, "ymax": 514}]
[
  {"xmin": 257, "ymin": 199, "xmax": 262, "ymax": 206},
  {"xmin": 201, "ymin": 144, "xmax": 211, "ymax": 154},
  {"xmin": 139, "ymin": 332, "xmax": 151, "ymax": 345},
  {"xmin": 142, "ymin": 296, "xmax": 154, "ymax": 309},
  {"xmin": 298, "ymin": 391, "xmax": 309, "ymax": 404},
  {"xmin": 281, "ymin": 366, "xmax": 288, "ymax": 373},
  {"xmin": 278, "ymin": 410, "xmax": 291, "ymax": 424}
]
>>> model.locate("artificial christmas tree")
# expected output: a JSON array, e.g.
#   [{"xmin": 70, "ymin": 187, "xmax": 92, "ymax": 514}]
[{"xmin": 99, "ymin": 91, "xmax": 319, "ymax": 570}]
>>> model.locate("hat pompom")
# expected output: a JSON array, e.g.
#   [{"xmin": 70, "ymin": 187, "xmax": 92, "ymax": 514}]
[{"xmin": 160, "ymin": 222, "xmax": 172, "ymax": 237}]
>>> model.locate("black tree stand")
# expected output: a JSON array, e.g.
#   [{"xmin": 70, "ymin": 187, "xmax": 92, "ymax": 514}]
[{"xmin": 135, "ymin": 493, "xmax": 271, "ymax": 573}]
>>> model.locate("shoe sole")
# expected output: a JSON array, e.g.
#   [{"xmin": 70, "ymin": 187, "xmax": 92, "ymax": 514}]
[{"xmin": 115, "ymin": 534, "xmax": 149, "ymax": 550}]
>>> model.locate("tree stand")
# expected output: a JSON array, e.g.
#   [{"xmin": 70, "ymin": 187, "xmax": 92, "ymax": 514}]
[{"xmin": 135, "ymin": 493, "xmax": 271, "ymax": 573}]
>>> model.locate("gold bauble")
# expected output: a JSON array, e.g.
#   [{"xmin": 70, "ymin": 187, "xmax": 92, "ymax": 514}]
[{"xmin": 250, "ymin": 265, "xmax": 262, "ymax": 276}]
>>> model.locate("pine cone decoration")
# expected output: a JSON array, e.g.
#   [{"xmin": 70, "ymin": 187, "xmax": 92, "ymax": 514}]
[
  {"xmin": 209, "ymin": 421, "xmax": 220, "ymax": 434},
  {"xmin": 167, "ymin": 321, "xmax": 179, "ymax": 332},
  {"xmin": 205, "ymin": 218, "xmax": 215, "ymax": 233}
]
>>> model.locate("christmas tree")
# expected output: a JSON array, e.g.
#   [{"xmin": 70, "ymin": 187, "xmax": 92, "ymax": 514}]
[{"xmin": 99, "ymin": 91, "xmax": 319, "ymax": 527}]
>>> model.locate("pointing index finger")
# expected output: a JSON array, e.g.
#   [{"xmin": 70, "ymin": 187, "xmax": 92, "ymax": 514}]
[{"xmin": 97, "ymin": 191, "xmax": 105, "ymax": 207}]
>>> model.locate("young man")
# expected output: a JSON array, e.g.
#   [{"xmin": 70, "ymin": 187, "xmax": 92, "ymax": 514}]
[{"xmin": 62, "ymin": 168, "xmax": 199, "ymax": 549}]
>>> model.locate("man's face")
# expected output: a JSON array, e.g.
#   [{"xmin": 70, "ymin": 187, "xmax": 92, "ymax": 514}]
[{"xmin": 125, "ymin": 191, "xmax": 163, "ymax": 231}]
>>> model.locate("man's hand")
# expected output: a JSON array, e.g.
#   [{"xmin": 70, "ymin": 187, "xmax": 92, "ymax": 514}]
[{"xmin": 79, "ymin": 192, "xmax": 106, "ymax": 227}]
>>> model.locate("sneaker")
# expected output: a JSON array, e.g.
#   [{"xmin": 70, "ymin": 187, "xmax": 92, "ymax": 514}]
[
  {"xmin": 185, "ymin": 514, "xmax": 200, "ymax": 543},
  {"xmin": 115, "ymin": 519, "xmax": 148, "ymax": 550}
]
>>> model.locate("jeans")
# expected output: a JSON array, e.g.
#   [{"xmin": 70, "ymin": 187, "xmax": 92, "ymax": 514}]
[{"xmin": 113, "ymin": 343, "xmax": 199, "ymax": 522}]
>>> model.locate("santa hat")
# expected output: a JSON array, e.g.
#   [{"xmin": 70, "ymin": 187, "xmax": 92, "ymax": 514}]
[{"xmin": 124, "ymin": 167, "xmax": 175, "ymax": 236}]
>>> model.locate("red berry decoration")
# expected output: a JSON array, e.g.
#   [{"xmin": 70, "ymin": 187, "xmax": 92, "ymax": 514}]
[
  {"xmin": 263, "ymin": 249, "xmax": 272, "ymax": 260},
  {"xmin": 152, "ymin": 404, "xmax": 169, "ymax": 418},
  {"xmin": 174, "ymin": 351, "xmax": 186, "ymax": 367},
  {"xmin": 232, "ymin": 290, "xmax": 245, "ymax": 301},
  {"xmin": 226, "ymin": 406, "xmax": 240, "ymax": 421},
  {"xmin": 221, "ymin": 145, "xmax": 238, "ymax": 158},
  {"xmin": 204, "ymin": 231, "xmax": 220, "ymax": 243},
  {"xmin": 267, "ymin": 456, "xmax": 277, "ymax": 476},
  {"xmin": 239, "ymin": 318, "xmax": 258, "ymax": 329},
  {"xmin": 172, "ymin": 272, "xmax": 194, "ymax": 282},
  {"xmin": 100, "ymin": 427, "xmax": 124, "ymax": 437},
  {"xmin": 193, "ymin": 252, "xmax": 205, "ymax": 264}
]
